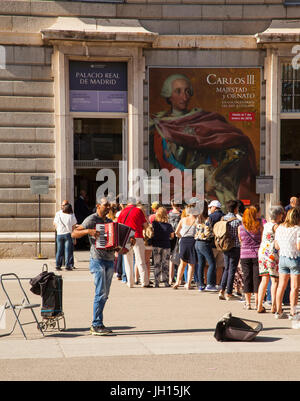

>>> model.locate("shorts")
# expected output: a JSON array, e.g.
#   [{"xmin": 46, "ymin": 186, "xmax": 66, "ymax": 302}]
[{"xmin": 278, "ymin": 256, "xmax": 300, "ymax": 275}]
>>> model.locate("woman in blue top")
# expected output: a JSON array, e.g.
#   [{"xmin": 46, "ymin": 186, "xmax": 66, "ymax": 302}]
[{"xmin": 152, "ymin": 207, "xmax": 175, "ymax": 287}]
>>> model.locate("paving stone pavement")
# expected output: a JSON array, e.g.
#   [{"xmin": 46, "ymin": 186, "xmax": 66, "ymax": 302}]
[{"xmin": 0, "ymin": 253, "xmax": 300, "ymax": 381}]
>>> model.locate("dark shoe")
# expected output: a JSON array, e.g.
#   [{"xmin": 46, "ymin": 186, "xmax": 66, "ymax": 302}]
[
  {"xmin": 142, "ymin": 284, "xmax": 152, "ymax": 288},
  {"xmin": 55, "ymin": 267, "xmax": 62, "ymax": 271},
  {"xmin": 65, "ymin": 267, "xmax": 73, "ymax": 271},
  {"xmin": 90, "ymin": 325, "xmax": 113, "ymax": 336}
]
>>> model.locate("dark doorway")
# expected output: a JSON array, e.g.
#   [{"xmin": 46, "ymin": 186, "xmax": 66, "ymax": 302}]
[
  {"xmin": 74, "ymin": 117, "xmax": 123, "ymax": 207},
  {"xmin": 280, "ymin": 169, "xmax": 300, "ymax": 207}
]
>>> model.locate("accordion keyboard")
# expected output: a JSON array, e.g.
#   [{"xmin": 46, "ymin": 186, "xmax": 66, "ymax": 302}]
[{"xmin": 96, "ymin": 224, "xmax": 106, "ymax": 248}]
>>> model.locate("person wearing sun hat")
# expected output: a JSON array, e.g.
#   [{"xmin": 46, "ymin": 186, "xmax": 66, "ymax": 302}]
[{"xmin": 149, "ymin": 201, "xmax": 160, "ymax": 224}]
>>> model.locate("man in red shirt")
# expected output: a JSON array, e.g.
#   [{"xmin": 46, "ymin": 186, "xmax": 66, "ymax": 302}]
[{"xmin": 117, "ymin": 198, "xmax": 150, "ymax": 288}]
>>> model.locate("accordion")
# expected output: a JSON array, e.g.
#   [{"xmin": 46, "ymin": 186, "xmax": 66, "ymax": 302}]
[{"xmin": 95, "ymin": 222, "xmax": 135, "ymax": 250}]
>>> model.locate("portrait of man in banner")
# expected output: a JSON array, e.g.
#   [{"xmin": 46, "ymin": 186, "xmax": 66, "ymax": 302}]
[{"xmin": 149, "ymin": 68, "xmax": 260, "ymax": 205}]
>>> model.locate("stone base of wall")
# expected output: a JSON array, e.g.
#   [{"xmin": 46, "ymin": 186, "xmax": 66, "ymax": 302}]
[
  {"xmin": 0, "ymin": 242, "xmax": 55, "ymax": 258},
  {"xmin": 0, "ymin": 232, "xmax": 55, "ymax": 258}
]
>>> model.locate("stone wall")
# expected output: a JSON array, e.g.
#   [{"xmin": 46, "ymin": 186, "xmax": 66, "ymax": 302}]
[
  {"xmin": 0, "ymin": 0, "xmax": 297, "ymax": 36},
  {"xmin": 0, "ymin": 42, "xmax": 55, "ymax": 256}
]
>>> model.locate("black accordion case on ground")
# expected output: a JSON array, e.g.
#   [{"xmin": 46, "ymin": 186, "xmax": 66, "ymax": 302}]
[{"xmin": 214, "ymin": 312, "xmax": 263, "ymax": 342}]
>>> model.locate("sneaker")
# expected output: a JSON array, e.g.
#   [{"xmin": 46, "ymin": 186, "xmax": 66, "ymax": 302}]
[
  {"xmin": 90, "ymin": 325, "xmax": 113, "ymax": 336},
  {"xmin": 55, "ymin": 266, "xmax": 62, "ymax": 271},
  {"xmin": 65, "ymin": 267, "xmax": 73, "ymax": 271},
  {"xmin": 198, "ymin": 285, "xmax": 206, "ymax": 292},
  {"xmin": 205, "ymin": 285, "xmax": 218, "ymax": 292},
  {"xmin": 274, "ymin": 312, "xmax": 287, "ymax": 319}
]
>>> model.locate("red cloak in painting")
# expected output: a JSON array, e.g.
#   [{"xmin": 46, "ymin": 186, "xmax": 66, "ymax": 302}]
[{"xmin": 152, "ymin": 109, "xmax": 257, "ymax": 201}]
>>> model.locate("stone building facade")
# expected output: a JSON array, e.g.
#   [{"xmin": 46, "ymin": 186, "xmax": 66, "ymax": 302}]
[{"xmin": 0, "ymin": 0, "xmax": 299, "ymax": 257}]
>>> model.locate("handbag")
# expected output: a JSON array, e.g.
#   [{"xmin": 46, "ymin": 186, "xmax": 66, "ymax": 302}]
[{"xmin": 170, "ymin": 238, "xmax": 180, "ymax": 265}]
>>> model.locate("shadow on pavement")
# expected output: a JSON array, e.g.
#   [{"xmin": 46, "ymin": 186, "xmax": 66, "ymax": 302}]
[{"xmin": 42, "ymin": 326, "xmax": 215, "ymax": 338}]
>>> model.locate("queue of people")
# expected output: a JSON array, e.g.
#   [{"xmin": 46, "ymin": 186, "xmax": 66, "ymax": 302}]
[
  {"xmin": 54, "ymin": 193, "xmax": 300, "ymax": 335},
  {"xmin": 110, "ymin": 196, "xmax": 300, "ymax": 321}
]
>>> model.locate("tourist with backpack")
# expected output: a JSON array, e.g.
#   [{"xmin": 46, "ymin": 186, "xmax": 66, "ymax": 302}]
[{"xmin": 217, "ymin": 200, "xmax": 241, "ymax": 300}]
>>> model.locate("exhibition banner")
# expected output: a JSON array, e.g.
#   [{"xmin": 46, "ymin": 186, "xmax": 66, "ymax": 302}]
[
  {"xmin": 148, "ymin": 67, "xmax": 261, "ymax": 205},
  {"xmin": 69, "ymin": 61, "xmax": 128, "ymax": 113}
]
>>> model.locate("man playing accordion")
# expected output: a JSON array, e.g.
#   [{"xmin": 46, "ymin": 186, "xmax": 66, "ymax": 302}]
[{"xmin": 72, "ymin": 197, "xmax": 131, "ymax": 336}]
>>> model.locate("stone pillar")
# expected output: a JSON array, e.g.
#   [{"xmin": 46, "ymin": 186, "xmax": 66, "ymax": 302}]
[
  {"xmin": 127, "ymin": 48, "xmax": 146, "ymax": 198},
  {"xmin": 52, "ymin": 46, "xmax": 74, "ymax": 210},
  {"xmin": 265, "ymin": 48, "xmax": 280, "ymax": 211}
]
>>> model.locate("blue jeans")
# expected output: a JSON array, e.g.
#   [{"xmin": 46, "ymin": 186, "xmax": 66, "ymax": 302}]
[
  {"xmin": 56, "ymin": 233, "xmax": 74, "ymax": 267},
  {"xmin": 90, "ymin": 258, "xmax": 114, "ymax": 327},
  {"xmin": 195, "ymin": 240, "xmax": 216, "ymax": 287},
  {"xmin": 221, "ymin": 247, "xmax": 240, "ymax": 294}
]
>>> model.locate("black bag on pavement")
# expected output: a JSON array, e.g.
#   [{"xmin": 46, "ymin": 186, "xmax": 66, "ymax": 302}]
[{"xmin": 214, "ymin": 312, "xmax": 263, "ymax": 342}]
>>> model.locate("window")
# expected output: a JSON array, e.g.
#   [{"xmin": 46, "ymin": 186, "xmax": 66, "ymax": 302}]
[
  {"xmin": 281, "ymin": 119, "xmax": 300, "ymax": 161},
  {"xmin": 281, "ymin": 63, "xmax": 300, "ymax": 112},
  {"xmin": 74, "ymin": 118, "xmax": 123, "ymax": 161},
  {"xmin": 284, "ymin": 0, "xmax": 300, "ymax": 4}
]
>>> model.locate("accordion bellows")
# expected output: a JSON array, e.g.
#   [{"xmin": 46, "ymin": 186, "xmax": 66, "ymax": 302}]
[{"xmin": 95, "ymin": 222, "xmax": 135, "ymax": 250}]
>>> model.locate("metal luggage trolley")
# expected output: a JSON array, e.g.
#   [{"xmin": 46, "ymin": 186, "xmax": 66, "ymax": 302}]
[
  {"xmin": 35, "ymin": 264, "xmax": 66, "ymax": 333},
  {"xmin": 0, "ymin": 273, "xmax": 44, "ymax": 340}
]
